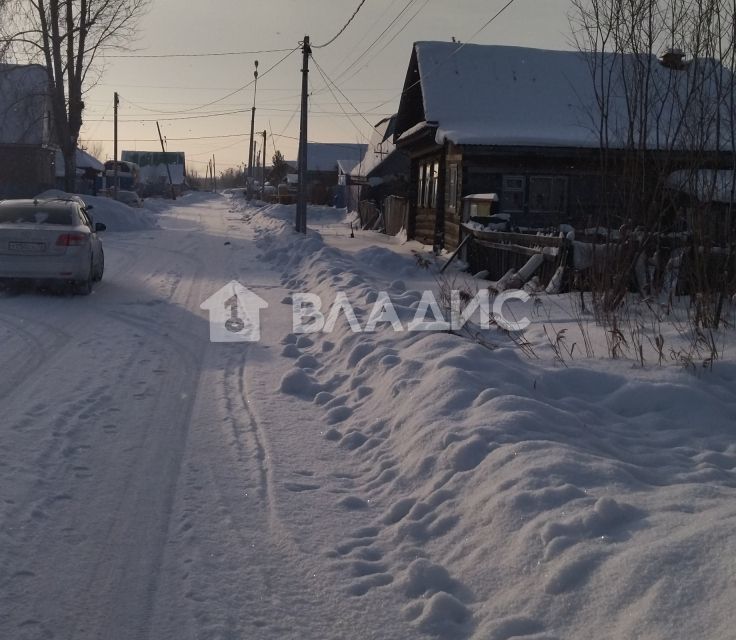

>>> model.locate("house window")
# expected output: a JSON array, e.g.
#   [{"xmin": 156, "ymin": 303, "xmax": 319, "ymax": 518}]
[
  {"xmin": 423, "ymin": 163, "xmax": 430, "ymax": 207},
  {"xmin": 447, "ymin": 164, "xmax": 458, "ymax": 212},
  {"xmin": 430, "ymin": 162, "xmax": 439, "ymax": 208},
  {"xmin": 418, "ymin": 160, "xmax": 439, "ymax": 208},
  {"xmin": 529, "ymin": 176, "xmax": 568, "ymax": 213},
  {"xmin": 502, "ymin": 175, "xmax": 525, "ymax": 212},
  {"xmin": 418, "ymin": 164, "xmax": 427, "ymax": 207}
]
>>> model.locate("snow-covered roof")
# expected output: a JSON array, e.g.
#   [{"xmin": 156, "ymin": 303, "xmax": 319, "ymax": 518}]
[
  {"xmin": 337, "ymin": 158, "xmax": 360, "ymax": 175},
  {"xmin": 396, "ymin": 42, "xmax": 736, "ymax": 150},
  {"xmin": 122, "ymin": 150, "xmax": 186, "ymax": 185},
  {"xmin": 0, "ymin": 64, "xmax": 50, "ymax": 145},
  {"xmin": 299, "ymin": 143, "xmax": 367, "ymax": 173},
  {"xmin": 351, "ymin": 116, "xmax": 400, "ymax": 178},
  {"xmin": 139, "ymin": 163, "xmax": 186, "ymax": 186},
  {"xmin": 464, "ymin": 193, "xmax": 499, "ymax": 201},
  {"xmin": 54, "ymin": 148, "xmax": 105, "ymax": 177}
]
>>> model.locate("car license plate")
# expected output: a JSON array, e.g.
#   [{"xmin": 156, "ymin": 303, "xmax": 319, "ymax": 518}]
[{"xmin": 8, "ymin": 241, "xmax": 46, "ymax": 252}]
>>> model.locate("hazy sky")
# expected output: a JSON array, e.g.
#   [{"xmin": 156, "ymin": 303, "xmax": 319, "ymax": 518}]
[{"xmin": 81, "ymin": 0, "xmax": 574, "ymax": 173}]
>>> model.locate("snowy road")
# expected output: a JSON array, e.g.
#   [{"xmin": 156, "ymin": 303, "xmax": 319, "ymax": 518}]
[
  {"xmin": 3, "ymin": 193, "xmax": 736, "ymax": 640},
  {"xmin": 0, "ymin": 194, "xmax": 416, "ymax": 640}
]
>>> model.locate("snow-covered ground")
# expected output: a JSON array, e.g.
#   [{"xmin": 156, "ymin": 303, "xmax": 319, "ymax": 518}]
[{"xmin": 1, "ymin": 193, "xmax": 735, "ymax": 640}]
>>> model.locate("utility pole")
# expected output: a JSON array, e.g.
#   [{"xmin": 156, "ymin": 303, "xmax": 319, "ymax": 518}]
[
  {"xmin": 156, "ymin": 121, "xmax": 176, "ymax": 200},
  {"xmin": 296, "ymin": 36, "xmax": 311, "ymax": 234},
  {"xmin": 248, "ymin": 60, "xmax": 259, "ymax": 183},
  {"xmin": 213, "ymin": 155, "xmax": 217, "ymax": 192},
  {"xmin": 113, "ymin": 92, "xmax": 119, "ymax": 199},
  {"xmin": 261, "ymin": 130, "xmax": 267, "ymax": 200}
]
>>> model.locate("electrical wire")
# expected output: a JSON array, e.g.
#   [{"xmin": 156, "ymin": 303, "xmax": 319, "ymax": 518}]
[
  {"xmin": 86, "ymin": 105, "xmax": 393, "ymax": 123},
  {"xmin": 321, "ymin": 0, "xmax": 419, "ymax": 88},
  {"xmin": 119, "ymin": 46, "xmax": 299, "ymax": 116},
  {"xmin": 330, "ymin": 0, "xmax": 429, "ymax": 91},
  {"xmin": 312, "ymin": 54, "xmax": 370, "ymax": 142},
  {"xmin": 104, "ymin": 47, "xmax": 295, "ymax": 59},
  {"xmin": 83, "ymin": 132, "xmax": 250, "ymax": 142},
  {"xmin": 312, "ymin": 0, "xmax": 369, "ymax": 49},
  {"xmin": 310, "ymin": 53, "xmax": 383, "ymax": 136},
  {"xmin": 367, "ymin": 0, "xmax": 520, "ymax": 113}
]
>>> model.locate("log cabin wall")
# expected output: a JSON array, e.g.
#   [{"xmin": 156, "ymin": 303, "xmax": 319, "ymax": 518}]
[
  {"xmin": 443, "ymin": 143, "xmax": 463, "ymax": 250},
  {"xmin": 412, "ymin": 151, "xmax": 444, "ymax": 247}
]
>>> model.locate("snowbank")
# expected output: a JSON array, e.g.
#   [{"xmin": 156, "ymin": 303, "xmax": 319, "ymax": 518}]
[
  {"xmin": 246, "ymin": 203, "xmax": 736, "ymax": 639},
  {"xmin": 36, "ymin": 189, "xmax": 159, "ymax": 232}
]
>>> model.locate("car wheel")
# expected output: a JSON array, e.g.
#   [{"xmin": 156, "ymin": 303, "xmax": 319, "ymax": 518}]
[
  {"xmin": 76, "ymin": 259, "xmax": 94, "ymax": 295},
  {"xmin": 94, "ymin": 251, "xmax": 105, "ymax": 282}
]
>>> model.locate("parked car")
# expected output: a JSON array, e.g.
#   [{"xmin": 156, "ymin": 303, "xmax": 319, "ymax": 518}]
[
  {"xmin": 103, "ymin": 189, "xmax": 143, "ymax": 208},
  {"xmin": 0, "ymin": 198, "xmax": 106, "ymax": 294},
  {"xmin": 116, "ymin": 190, "xmax": 143, "ymax": 208}
]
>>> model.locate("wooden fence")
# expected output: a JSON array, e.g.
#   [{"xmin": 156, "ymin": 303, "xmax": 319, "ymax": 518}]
[{"xmin": 464, "ymin": 225, "xmax": 566, "ymax": 286}]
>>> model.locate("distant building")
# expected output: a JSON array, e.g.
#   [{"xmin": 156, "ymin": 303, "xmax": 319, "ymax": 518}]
[
  {"xmin": 293, "ymin": 142, "xmax": 367, "ymax": 205},
  {"xmin": 349, "ymin": 115, "xmax": 410, "ymax": 212},
  {"xmin": 55, "ymin": 148, "xmax": 105, "ymax": 194},
  {"xmin": 121, "ymin": 150, "xmax": 186, "ymax": 196},
  {"xmin": 0, "ymin": 63, "xmax": 55, "ymax": 198}
]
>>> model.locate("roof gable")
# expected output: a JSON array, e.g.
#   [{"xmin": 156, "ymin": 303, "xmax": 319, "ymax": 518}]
[{"xmin": 299, "ymin": 143, "xmax": 368, "ymax": 172}]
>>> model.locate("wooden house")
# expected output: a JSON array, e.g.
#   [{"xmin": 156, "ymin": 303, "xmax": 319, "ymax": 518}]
[
  {"xmin": 0, "ymin": 64, "xmax": 55, "ymax": 198},
  {"xmin": 294, "ymin": 142, "xmax": 367, "ymax": 205},
  {"xmin": 393, "ymin": 42, "xmax": 736, "ymax": 252},
  {"xmin": 348, "ymin": 116, "xmax": 411, "ymax": 230}
]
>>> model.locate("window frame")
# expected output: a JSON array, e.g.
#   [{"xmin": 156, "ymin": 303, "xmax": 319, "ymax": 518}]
[
  {"xmin": 528, "ymin": 175, "xmax": 568, "ymax": 214},
  {"xmin": 502, "ymin": 175, "xmax": 526, "ymax": 213}
]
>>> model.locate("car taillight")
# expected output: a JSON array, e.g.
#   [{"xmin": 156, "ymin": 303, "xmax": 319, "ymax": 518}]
[{"xmin": 56, "ymin": 233, "xmax": 88, "ymax": 246}]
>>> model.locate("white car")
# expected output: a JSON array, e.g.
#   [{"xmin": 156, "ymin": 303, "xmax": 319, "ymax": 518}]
[
  {"xmin": 0, "ymin": 198, "xmax": 106, "ymax": 294},
  {"xmin": 115, "ymin": 190, "xmax": 143, "ymax": 208}
]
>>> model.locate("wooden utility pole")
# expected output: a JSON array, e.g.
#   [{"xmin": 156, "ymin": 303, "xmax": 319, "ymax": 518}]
[
  {"xmin": 213, "ymin": 155, "xmax": 217, "ymax": 192},
  {"xmin": 261, "ymin": 130, "xmax": 267, "ymax": 200},
  {"xmin": 113, "ymin": 92, "xmax": 119, "ymax": 198},
  {"xmin": 156, "ymin": 121, "xmax": 176, "ymax": 200},
  {"xmin": 248, "ymin": 60, "xmax": 259, "ymax": 182},
  {"xmin": 296, "ymin": 36, "xmax": 311, "ymax": 234}
]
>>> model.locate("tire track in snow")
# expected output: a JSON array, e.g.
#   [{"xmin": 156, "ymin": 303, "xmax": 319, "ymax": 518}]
[
  {"xmin": 0, "ymin": 309, "xmax": 71, "ymax": 400},
  {"xmin": 66, "ymin": 279, "xmax": 208, "ymax": 640}
]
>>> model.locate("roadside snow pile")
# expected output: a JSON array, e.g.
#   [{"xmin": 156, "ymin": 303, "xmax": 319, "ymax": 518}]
[
  {"xmin": 251, "ymin": 205, "xmax": 736, "ymax": 640},
  {"xmin": 241, "ymin": 201, "xmax": 352, "ymax": 226},
  {"xmin": 36, "ymin": 189, "xmax": 158, "ymax": 232}
]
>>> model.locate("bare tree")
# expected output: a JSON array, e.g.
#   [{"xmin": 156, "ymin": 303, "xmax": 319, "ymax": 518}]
[
  {"xmin": 1, "ymin": 0, "xmax": 148, "ymax": 191},
  {"xmin": 569, "ymin": 0, "xmax": 736, "ymax": 327}
]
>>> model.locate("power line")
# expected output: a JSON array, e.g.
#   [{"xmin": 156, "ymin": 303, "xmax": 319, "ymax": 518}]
[
  {"xmin": 119, "ymin": 46, "xmax": 300, "ymax": 116},
  {"xmin": 86, "ymin": 105, "xmax": 393, "ymax": 123},
  {"xmin": 323, "ymin": 0, "xmax": 420, "ymax": 90},
  {"xmin": 313, "ymin": 0, "xmax": 369, "ymax": 49},
  {"xmin": 457, "ymin": 0, "xmax": 519, "ymax": 55},
  {"xmin": 323, "ymin": 0, "xmax": 429, "ymax": 94},
  {"xmin": 311, "ymin": 53, "xmax": 383, "ymax": 136},
  {"xmin": 271, "ymin": 132, "xmax": 370, "ymax": 149},
  {"xmin": 84, "ymin": 132, "xmax": 250, "ymax": 142},
  {"xmin": 312, "ymin": 54, "xmax": 370, "ymax": 143},
  {"xmin": 103, "ymin": 47, "xmax": 295, "ymax": 59},
  {"xmin": 368, "ymin": 0, "xmax": 520, "ymax": 113}
]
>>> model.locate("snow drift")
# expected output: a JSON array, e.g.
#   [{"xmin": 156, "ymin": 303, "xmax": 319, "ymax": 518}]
[
  {"xmin": 36, "ymin": 189, "xmax": 158, "ymax": 232},
  {"xmin": 243, "ymin": 200, "xmax": 736, "ymax": 640}
]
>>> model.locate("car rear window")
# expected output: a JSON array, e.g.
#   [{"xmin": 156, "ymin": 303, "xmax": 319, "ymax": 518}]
[{"xmin": 0, "ymin": 209, "xmax": 74, "ymax": 225}]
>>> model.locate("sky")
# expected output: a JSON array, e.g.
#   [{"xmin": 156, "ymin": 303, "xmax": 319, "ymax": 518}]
[{"xmin": 80, "ymin": 0, "xmax": 574, "ymax": 174}]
